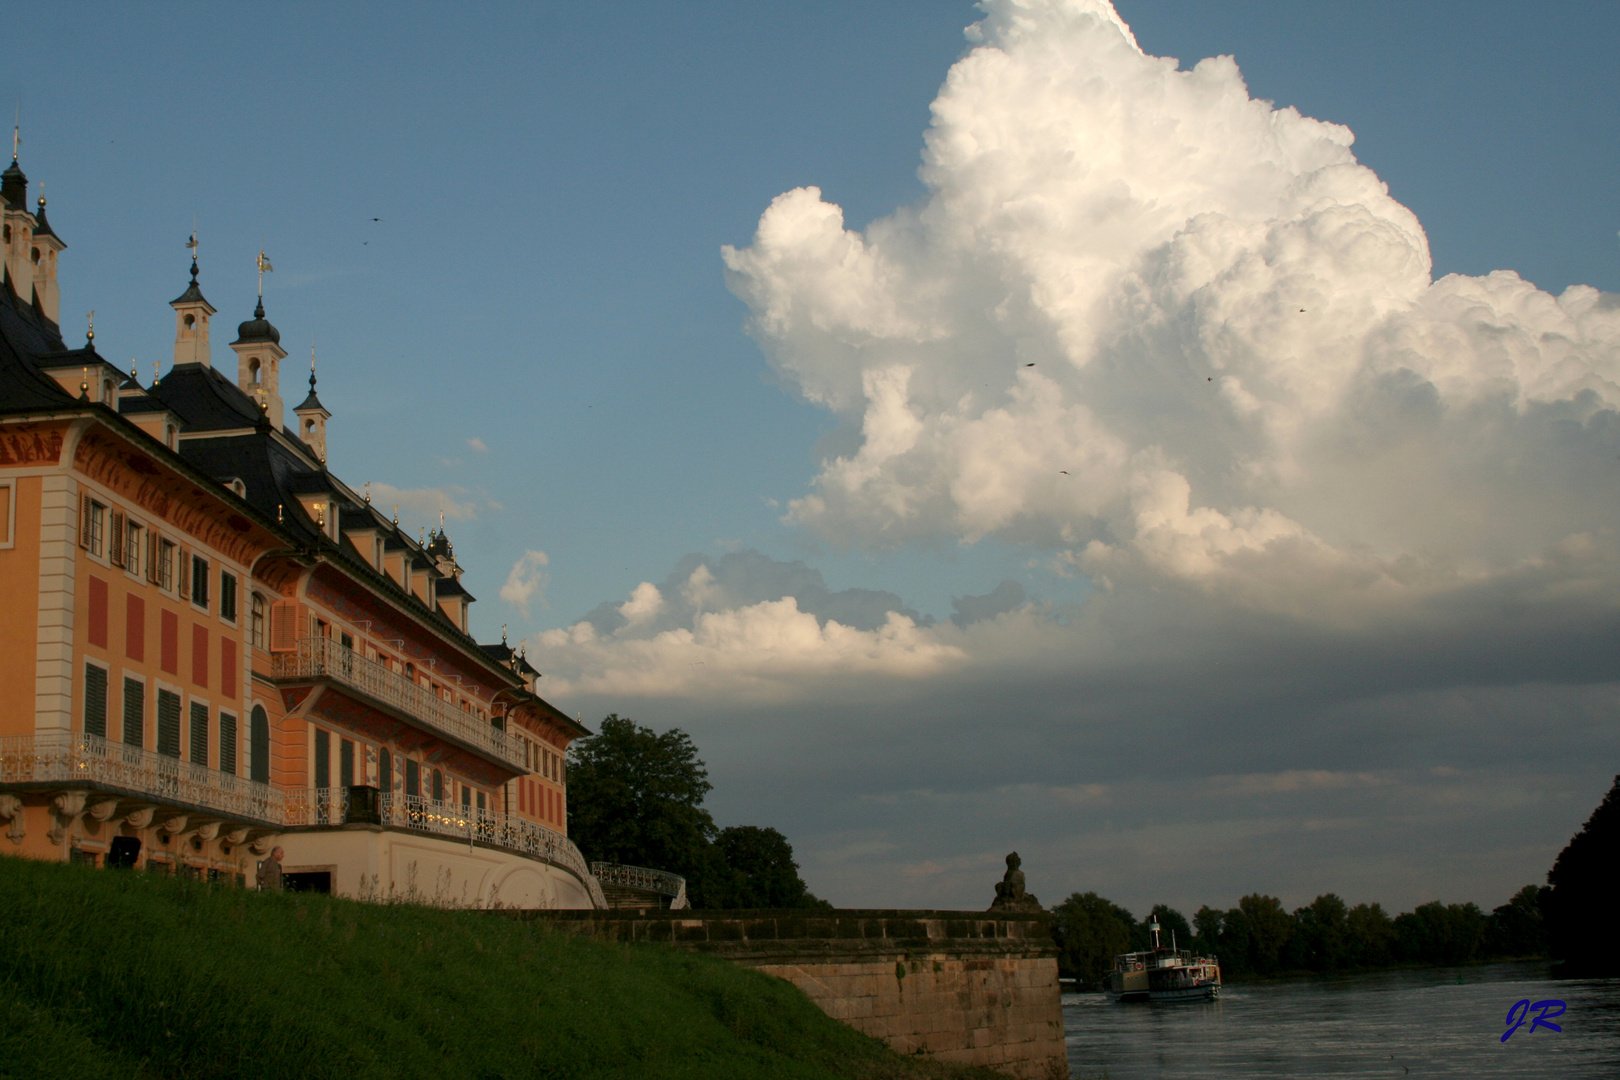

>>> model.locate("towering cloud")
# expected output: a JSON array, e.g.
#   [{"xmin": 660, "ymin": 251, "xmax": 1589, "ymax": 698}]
[{"xmin": 721, "ymin": 0, "xmax": 1620, "ymax": 612}]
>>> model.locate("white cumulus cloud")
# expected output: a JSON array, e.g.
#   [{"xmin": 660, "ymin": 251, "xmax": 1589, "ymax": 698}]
[
  {"xmin": 499, "ymin": 550, "xmax": 550, "ymax": 617},
  {"xmin": 720, "ymin": 0, "xmax": 1620, "ymax": 615}
]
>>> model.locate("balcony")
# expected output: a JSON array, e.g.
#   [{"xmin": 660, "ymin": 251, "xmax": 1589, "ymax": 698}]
[
  {"xmin": 0, "ymin": 735, "xmax": 604, "ymax": 907},
  {"xmin": 284, "ymin": 786, "xmax": 606, "ymax": 908},
  {"xmin": 271, "ymin": 636, "xmax": 525, "ymax": 771},
  {"xmin": 0, "ymin": 732, "xmax": 283, "ymax": 826}
]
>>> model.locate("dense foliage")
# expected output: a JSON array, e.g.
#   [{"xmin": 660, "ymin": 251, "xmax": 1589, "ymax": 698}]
[
  {"xmin": 566, "ymin": 714, "xmax": 826, "ymax": 909},
  {"xmin": 0, "ymin": 856, "xmax": 1001, "ymax": 1080},
  {"xmin": 1052, "ymin": 885, "xmax": 1547, "ymax": 987},
  {"xmin": 1542, "ymin": 773, "xmax": 1618, "ymax": 974}
]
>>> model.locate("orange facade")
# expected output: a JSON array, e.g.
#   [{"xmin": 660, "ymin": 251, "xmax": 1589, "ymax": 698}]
[{"xmin": 0, "ymin": 149, "xmax": 599, "ymax": 907}]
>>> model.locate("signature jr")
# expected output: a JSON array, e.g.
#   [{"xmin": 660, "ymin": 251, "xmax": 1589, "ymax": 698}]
[{"xmin": 1502, "ymin": 999, "xmax": 1565, "ymax": 1042}]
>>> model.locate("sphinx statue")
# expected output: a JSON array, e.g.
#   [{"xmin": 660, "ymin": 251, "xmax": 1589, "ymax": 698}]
[{"xmin": 989, "ymin": 851, "xmax": 1043, "ymax": 912}]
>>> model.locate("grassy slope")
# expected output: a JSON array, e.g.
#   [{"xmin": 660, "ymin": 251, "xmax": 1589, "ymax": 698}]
[{"xmin": 0, "ymin": 857, "xmax": 1006, "ymax": 1080}]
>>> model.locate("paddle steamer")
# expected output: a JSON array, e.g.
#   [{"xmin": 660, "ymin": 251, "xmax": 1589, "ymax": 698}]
[{"xmin": 1104, "ymin": 918, "xmax": 1222, "ymax": 1003}]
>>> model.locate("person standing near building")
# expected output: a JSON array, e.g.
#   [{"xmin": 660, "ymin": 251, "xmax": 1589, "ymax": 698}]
[{"xmin": 256, "ymin": 846, "xmax": 284, "ymax": 891}]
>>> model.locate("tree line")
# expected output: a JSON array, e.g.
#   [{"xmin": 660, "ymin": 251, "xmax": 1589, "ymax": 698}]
[
  {"xmin": 1052, "ymin": 773, "xmax": 1618, "ymax": 986},
  {"xmin": 1050, "ymin": 886, "xmax": 1545, "ymax": 988},
  {"xmin": 565, "ymin": 715, "xmax": 830, "ymax": 909}
]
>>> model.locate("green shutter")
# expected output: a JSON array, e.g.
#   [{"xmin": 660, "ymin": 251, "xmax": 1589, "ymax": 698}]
[
  {"xmin": 249, "ymin": 706, "xmax": 269, "ymax": 784},
  {"xmin": 157, "ymin": 690, "xmax": 181, "ymax": 758},
  {"xmin": 123, "ymin": 678, "xmax": 145, "ymax": 748},
  {"xmin": 190, "ymin": 701, "xmax": 209, "ymax": 766},
  {"xmin": 219, "ymin": 712, "xmax": 237, "ymax": 776},
  {"xmin": 84, "ymin": 664, "xmax": 108, "ymax": 738}
]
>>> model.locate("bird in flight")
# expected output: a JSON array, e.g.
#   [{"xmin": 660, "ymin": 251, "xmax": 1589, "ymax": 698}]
[{"xmin": 371, "ymin": 217, "xmax": 384, "ymax": 222}]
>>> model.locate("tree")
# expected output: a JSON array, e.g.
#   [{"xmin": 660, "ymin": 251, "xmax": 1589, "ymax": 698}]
[
  {"xmin": 565, "ymin": 714, "xmax": 722, "ymax": 897},
  {"xmin": 1237, "ymin": 894, "xmax": 1293, "ymax": 975},
  {"xmin": 1393, "ymin": 902, "xmax": 1485, "ymax": 966},
  {"xmin": 1286, "ymin": 894, "xmax": 1349, "ymax": 972},
  {"xmin": 565, "ymin": 715, "xmax": 829, "ymax": 909},
  {"xmin": 1344, "ymin": 902, "xmax": 1396, "ymax": 968},
  {"xmin": 709, "ymin": 826, "xmax": 827, "ymax": 909},
  {"xmin": 1483, "ymin": 885, "xmax": 1547, "ymax": 959},
  {"xmin": 1542, "ymin": 774, "xmax": 1620, "ymax": 974},
  {"xmin": 1051, "ymin": 892, "xmax": 1135, "ymax": 989}
]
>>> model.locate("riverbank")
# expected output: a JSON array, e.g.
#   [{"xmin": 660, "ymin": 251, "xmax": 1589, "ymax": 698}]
[{"xmin": 0, "ymin": 856, "xmax": 1006, "ymax": 1080}]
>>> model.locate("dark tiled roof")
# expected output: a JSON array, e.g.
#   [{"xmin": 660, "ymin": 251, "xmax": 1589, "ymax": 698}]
[
  {"xmin": 32, "ymin": 199, "xmax": 60, "ymax": 242},
  {"xmin": 151, "ymin": 361, "xmax": 264, "ymax": 432}
]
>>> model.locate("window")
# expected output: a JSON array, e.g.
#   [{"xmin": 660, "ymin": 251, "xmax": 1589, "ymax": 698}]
[
  {"xmin": 80, "ymin": 497, "xmax": 106, "ymax": 556},
  {"xmin": 191, "ymin": 555, "xmax": 209, "ymax": 610},
  {"xmin": 156, "ymin": 539, "xmax": 176, "ymax": 591},
  {"xmin": 189, "ymin": 701, "xmax": 209, "ymax": 765},
  {"xmin": 249, "ymin": 706, "xmax": 269, "ymax": 784},
  {"xmin": 124, "ymin": 521, "xmax": 142, "ymax": 574},
  {"xmin": 461, "ymin": 785, "xmax": 471, "ymax": 810},
  {"xmin": 156, "ymin": 690, "xmax": 181, "ymax": 758},
  {"xmin": 404, "ymin": 758, "xmax": 420, "ymax": 798},
  {"xmin": 122, "ymin": 678, "xmax": 145, "ymax": 748},
  {"xmin": 219, "ymin": 711, "xmax": 237, "ymax": 776},
  {"xmin": 250, "ymin": 594, "xmax": 266, "ymax": 648},
  {"xmin": 340, "ymin": 738, "xmax": 354, "ymax": 789},
  {"xmin": 84, "ymin": 663, "xmax": 108, "ymax": 739},
  {"xmin": 220, "ymin": 572, "xmax": 238, "ymax": 623}
]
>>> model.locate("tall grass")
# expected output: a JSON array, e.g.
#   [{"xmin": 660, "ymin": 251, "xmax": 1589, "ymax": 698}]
[{"xmin": 0, "ymin": 856, "xmax": 1002, "ymax": 1080}]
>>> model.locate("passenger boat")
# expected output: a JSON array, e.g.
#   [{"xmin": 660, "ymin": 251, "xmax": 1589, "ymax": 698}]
[{"xmin": 1104, "ymin": 918, "xmax": 1221, "ymax": 1003}]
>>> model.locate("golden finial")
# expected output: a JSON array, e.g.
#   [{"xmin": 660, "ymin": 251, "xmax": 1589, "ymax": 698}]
[
  {"xmin": 364, "ymin": 481, "xmax": 371, "ymax": 504},
  {"xmin": 80, "ymin": 366, "xmax": 88, "ymax": 397},
  {"xmin": 501, "ymin": 623, "xmax": 508, "ymax": 645},
  {"xmin": 392, "ymin": 505, "xmax": 399, "ymax": 525},
  {"xmin": 85, "ymin": 310, "xmax": 94, "ymax": 342},
  {"xmin": 277, "ymin": 503, "xmax": 284, "ymax": 523},
  {"xmin": 152, "ymin": 360, "xmax": 160, "ymax": 388},
  {"xmin": 12, "ymin": 102, "xmax": 19, "ymax": 163}
]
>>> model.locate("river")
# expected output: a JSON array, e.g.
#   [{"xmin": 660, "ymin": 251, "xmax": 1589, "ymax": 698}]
[{"xmin": 1063, "ymin": 961, "xmax": 1619, "ymax": 1078}]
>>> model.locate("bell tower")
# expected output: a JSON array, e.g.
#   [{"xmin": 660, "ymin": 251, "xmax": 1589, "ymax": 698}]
[
  {"xmin": 231, "ymin": 298, "xmax": 285, "ymax": 429},
  {"xmin": 169, "ymin": 252, "xmax": 216, "ymax": 367}
]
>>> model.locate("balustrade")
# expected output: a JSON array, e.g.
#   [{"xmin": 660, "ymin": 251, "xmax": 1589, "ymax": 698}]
[{"xmin": 271, "ymin": 637, "xmax": 525, "ymax": 769}]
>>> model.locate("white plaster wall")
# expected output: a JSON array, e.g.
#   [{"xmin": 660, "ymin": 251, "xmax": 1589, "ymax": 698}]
[{"xmin": 277, "ymin": 827, "xmax": 595, "ymax": 909}]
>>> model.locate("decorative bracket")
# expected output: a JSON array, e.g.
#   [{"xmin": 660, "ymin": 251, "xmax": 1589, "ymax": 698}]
[{"xmin": 0, "ymin": 794, "xmax": 24, "ymax": 844}]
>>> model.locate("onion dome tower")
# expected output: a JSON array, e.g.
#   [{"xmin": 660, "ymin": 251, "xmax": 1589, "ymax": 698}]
[{"xmin": 231, "ymin": 297, "xmax": 286, "ymax": 429}]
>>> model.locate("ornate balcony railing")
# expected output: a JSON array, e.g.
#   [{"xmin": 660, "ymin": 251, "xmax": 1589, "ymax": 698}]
[
  {"xmin": 0, "ymin": 739, "xmax": 605, "ymax": 906},
  {"xmin": 271, "ymin": 637, "xmax": 525, "ymax": 770},
  {"xmin": 0, "ymin": 732, "xmax": 283, "ymax": 825},
  {"xmin": 591, "ymin": 861, "xmax": 690, "ymax": 909},
  {"xmin": 373, "ymin": 792, "xmax": 606, "ymax": 908}
]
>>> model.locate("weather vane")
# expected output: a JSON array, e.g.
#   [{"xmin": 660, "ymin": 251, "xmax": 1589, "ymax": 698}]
[{"xmin": 256, "ymin": 249, "xmax": 274, "ymax": 298}]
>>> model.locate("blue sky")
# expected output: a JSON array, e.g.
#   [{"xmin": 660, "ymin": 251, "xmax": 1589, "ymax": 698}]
[{"xmin": 15, "ymin": 1, "xmax": 1620, "ymax": 910}]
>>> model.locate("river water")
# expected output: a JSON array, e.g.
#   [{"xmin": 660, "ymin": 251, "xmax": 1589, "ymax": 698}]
[{"xmin": 1063, "ymin": 962, "xmax": 1620, "ymax": 1078}]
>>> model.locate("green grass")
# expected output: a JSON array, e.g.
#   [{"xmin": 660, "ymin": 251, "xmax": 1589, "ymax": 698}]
[{"xmin": 0, "ymin": 856, "xmax": 1007, "ymax": 1080}]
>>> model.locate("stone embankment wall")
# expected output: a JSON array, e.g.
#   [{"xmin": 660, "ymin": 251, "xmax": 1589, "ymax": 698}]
[{"xmin": 538, "ymin": 909, "xmax": 1067, "ymax": 1080}]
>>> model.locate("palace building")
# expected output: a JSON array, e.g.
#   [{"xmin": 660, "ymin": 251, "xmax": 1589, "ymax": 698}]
[{"xmin": 0, "ymin": 147, "xmax": 604, "ymax": 908}]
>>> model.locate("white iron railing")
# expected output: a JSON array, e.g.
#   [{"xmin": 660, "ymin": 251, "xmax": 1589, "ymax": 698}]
[
  {"xmin": 377, "ymin": 792, "xmax": 606, "ymax": 908},
  {"xmin": 271, "ymin": 637, "xmax": 525, "ymax": 769},
  {"xmin": 591, "ymin": 862, "xmax": 689, "ymax": 908},
  {"xmin": 0, "ymin": 732, "xmax": 283, "ymax": 825}
]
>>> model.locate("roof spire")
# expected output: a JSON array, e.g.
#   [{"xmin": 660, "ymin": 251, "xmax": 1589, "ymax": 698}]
[{"xmin": 12, "ymin": 101, "xmax": 18, "ymax": 163}]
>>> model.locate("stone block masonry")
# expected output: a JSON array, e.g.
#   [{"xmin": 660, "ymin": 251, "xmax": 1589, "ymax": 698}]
[{"xmin": 535, "ymin": 909, "xmax": 1067, "ymax": 1080}]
